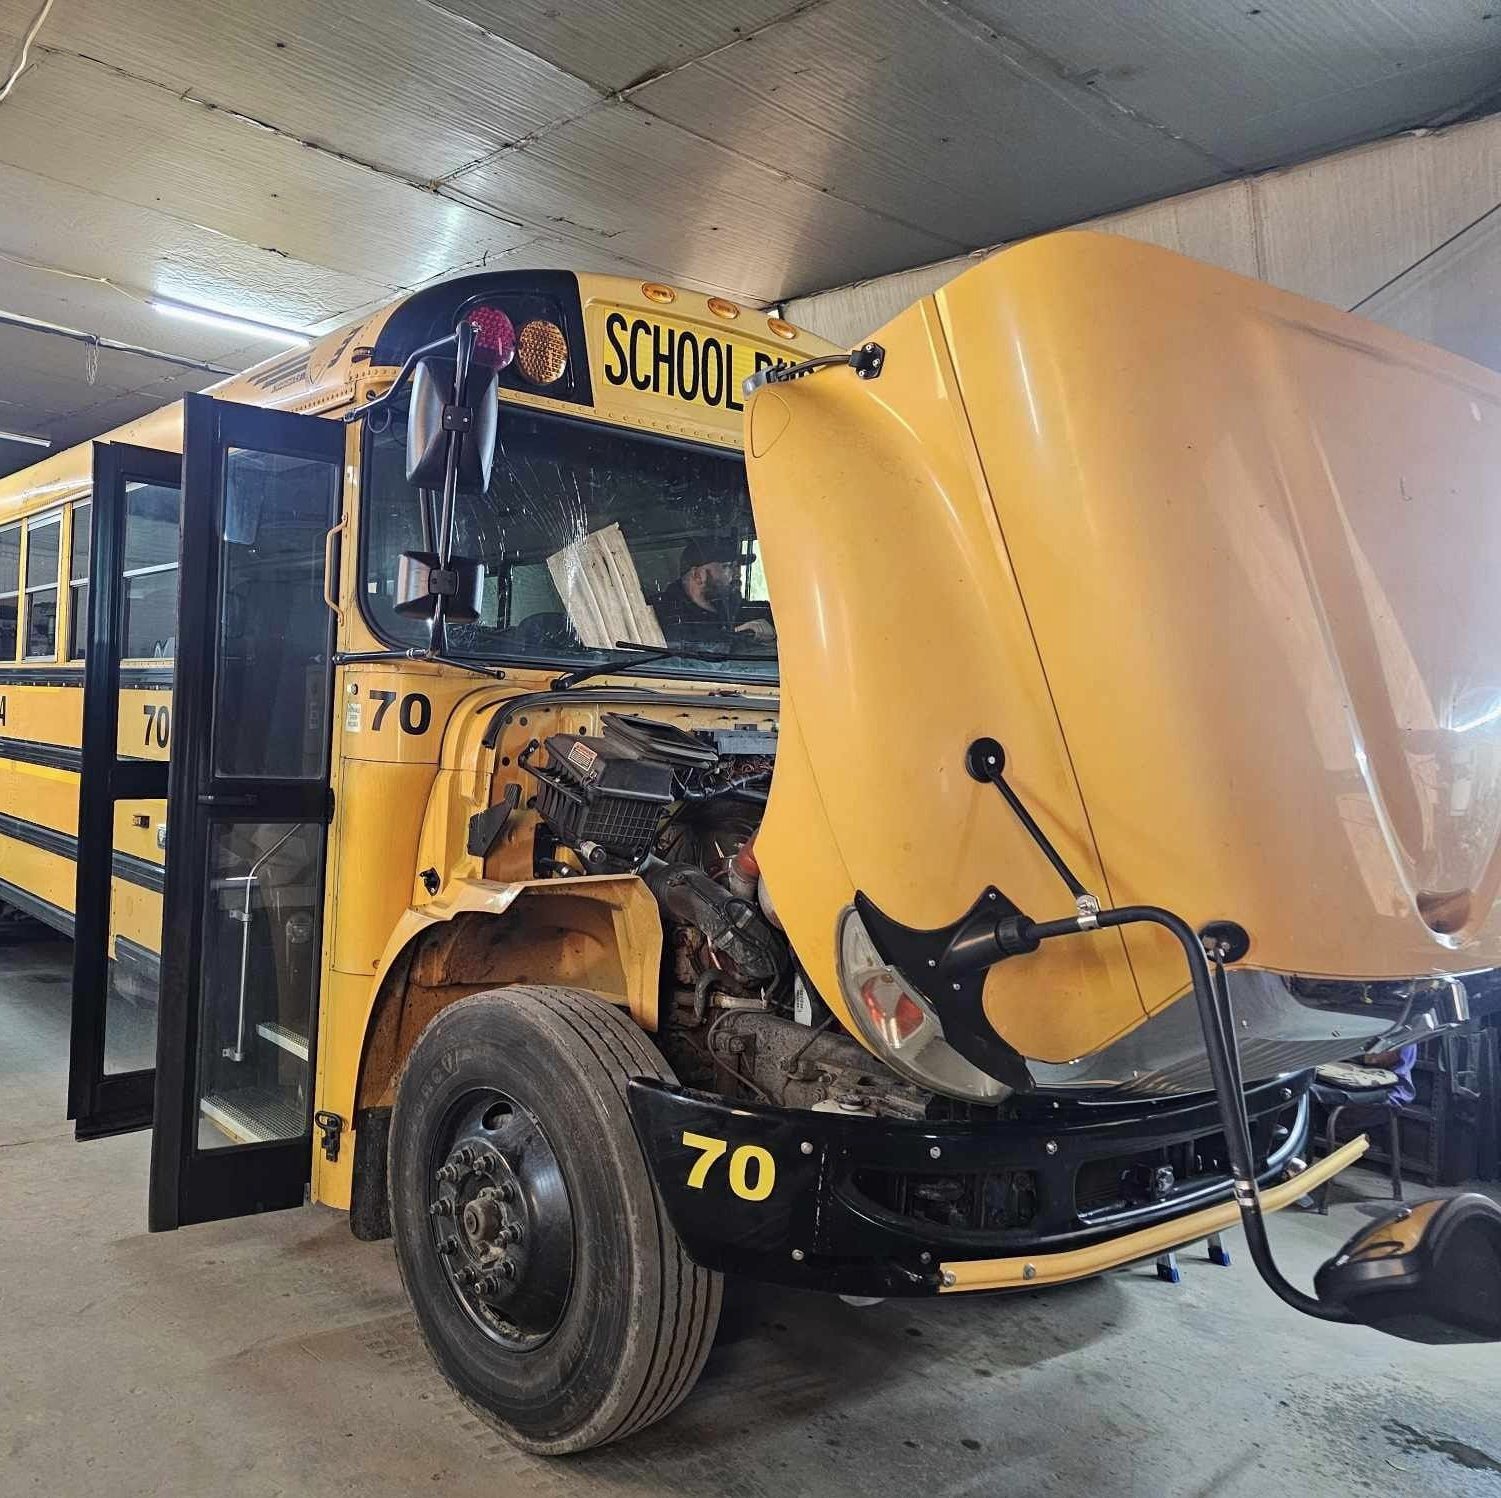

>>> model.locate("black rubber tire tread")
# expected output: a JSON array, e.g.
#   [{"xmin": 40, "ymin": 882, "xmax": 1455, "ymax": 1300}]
[
  {"xmin": 390, "ymin": 985, "xmax": 721, "ymax": 1453},
  {"xmin": 535, "ymin": 988, "xmax": 718, "ymax": 1442}
]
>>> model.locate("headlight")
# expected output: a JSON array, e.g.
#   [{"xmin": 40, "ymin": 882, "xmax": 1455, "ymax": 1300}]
[{"xmin": 836, "ymin": 905, "xmax": 1011, "ymax": 1104}]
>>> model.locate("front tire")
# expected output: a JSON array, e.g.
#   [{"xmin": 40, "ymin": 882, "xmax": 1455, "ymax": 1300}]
[{"xmin": 389, "ymin": 985, "xmax": 721, "ymax": 1453}]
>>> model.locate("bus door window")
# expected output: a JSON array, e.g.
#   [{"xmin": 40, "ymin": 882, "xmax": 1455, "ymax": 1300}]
[
  {"xmin": 197, "ymin": 820, "xmax": 321, "ymax": 1149},
  {"xmin": 0, "ymin": 522, "xmax": 19, "ymax": 660},
  {"xmin": 122, "ymin": 481, "xmax": 179, "ymax": 660},
  {"xmin": 22, "ymin": 512, "xmax": 61, "ymax": 660},
  {"xmin": 67, "ymin": 499, "xmax": 90, "ymax": 661},
  {"xmin": 192, "ymin": 445, "xmax": 338, "ymax": 1151},
  {"xmin": 212, "ymin": 450, "xmax": 336, "ymax": 781}
]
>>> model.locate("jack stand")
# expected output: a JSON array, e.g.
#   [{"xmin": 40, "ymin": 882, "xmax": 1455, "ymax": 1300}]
[
  {"xmin": 1207, "ymin": 1233, "xmax": 1232, "ymax": 1267},
  {"xmin": 1155, "ymin": 1251, "xmax": 1182, "ymax": 1284}
]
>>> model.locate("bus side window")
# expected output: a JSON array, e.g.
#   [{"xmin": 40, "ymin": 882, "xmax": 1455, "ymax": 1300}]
[
  {"xmin": 23, "ymin": 512, "xmax": 61, "ymax": 661},
  {"xmin": 68, "ymin": 499, "xmax": 90, "ymax": 661},
  {"xmin": 0, "ymin": 522, "xmax": 17, "ymax": 661}
]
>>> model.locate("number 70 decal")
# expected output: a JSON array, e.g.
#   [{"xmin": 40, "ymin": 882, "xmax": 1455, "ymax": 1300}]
[{"xmin": 681, "ymin": 1131, "xmax": 777, "ymax": 1202}]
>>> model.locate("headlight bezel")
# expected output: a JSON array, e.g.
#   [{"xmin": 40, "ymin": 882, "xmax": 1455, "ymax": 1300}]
[{"xmin": 835, "ymin": 904, "xmax": 1012, "ymax": 1104}]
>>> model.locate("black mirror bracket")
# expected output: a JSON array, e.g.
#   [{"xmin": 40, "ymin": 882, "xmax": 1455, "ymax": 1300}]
[{"xmin": 340, "ymin": 331, "xmax": 459, "ymax": 426}]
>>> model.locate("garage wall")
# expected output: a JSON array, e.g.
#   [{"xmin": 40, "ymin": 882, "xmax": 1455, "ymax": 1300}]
[{"xmin": 782, "ymin": 114, "xmax": 1501, "ymax": 373}]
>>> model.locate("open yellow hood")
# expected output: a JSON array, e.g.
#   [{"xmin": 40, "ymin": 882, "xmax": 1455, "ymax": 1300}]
[{"xmin": 748, "ymin": 232, "xmax": 1501, "ymax": 1071}]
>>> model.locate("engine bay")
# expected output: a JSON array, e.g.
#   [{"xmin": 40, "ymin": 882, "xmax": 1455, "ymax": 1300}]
[{"xmin": 509, "ymin": 708, "xmax": 931, "ymax": 1121}]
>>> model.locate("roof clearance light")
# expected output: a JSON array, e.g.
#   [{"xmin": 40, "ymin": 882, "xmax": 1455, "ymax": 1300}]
[
  {"xmin": 642, "ymin": 282, "xmax": 676, "ymax": 305},
  {"xmin": 766, "ymin": 316, "xmax": 799, "ymax": 341},
  {"xmin": 516, "ymin": 319, "xmax": 569, "ymax": 385},
  {"xmin": 707, "ymin": 297, "xmax": 740, "ymax": 320},
  {"xmin": 465, "ymin": 306, "xmax": 517, "ymax": 371},
  {"xmin": 150, "ymin": 295, "xmax": 310, "ymax": 347}
]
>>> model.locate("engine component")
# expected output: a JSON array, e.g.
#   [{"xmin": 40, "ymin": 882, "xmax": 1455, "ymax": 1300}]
[
  {"xmin": 714, "ymin": 1009, "xmax": 929, "ymax": 1118},
  {"xmin": 599, "ymin": 712, "xmax": 718, "ymax": 768},
  {"xmin": 645, "ymin": 862, "xmax": 783, "ymax": 989},
  {"xmin": 520, "ymin": 733, "xmax": 674, "ymax": 866},
  {"xmin": 725, "ymin": 840, "xmax": 759, "ymax": 902}
]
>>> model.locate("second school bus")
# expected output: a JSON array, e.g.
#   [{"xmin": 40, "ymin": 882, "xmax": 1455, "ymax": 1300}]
[{"xmin": 2, "ymin": 235, "xmax": 1499, "ymax": 1454}]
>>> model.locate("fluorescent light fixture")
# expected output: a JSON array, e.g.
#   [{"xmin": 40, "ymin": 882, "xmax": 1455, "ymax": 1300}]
[
  {"xmin": 0, "ymin": 428, "xmax": 51, "ymax": 448},
  {"xmin": 149, "ymin": 296, "xmax": 310, "ymax": 347}
]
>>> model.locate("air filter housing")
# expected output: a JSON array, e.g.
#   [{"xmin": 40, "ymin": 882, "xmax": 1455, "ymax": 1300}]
[{"xmin": 523, "ymin": 733, "xmax": 675, "ymax": 862}]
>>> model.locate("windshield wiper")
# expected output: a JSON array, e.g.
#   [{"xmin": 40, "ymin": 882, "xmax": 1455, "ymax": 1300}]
[
  {"xmin": 334, "ymin": 647, "xmax": 508, "ymax": 683},
  {"xmin": 551, "ymin": 639, "xmax": 776, "ymax": 692}
]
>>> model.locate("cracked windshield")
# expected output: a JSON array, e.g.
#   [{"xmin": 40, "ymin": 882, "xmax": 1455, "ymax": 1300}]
[{"xmin": 364, "ymin": 407, "xmax": 775, "ymax": 681}]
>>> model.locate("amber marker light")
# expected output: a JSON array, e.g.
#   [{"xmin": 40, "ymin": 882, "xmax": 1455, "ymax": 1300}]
[
  {"xmin": 707, "ymin": 297, "xmax": 741, "ymax": 320},
  {"xmin": 642, "ymin": 283, "xmax": 676, "ymax": 304},
  {"xmin": 515, "ymin": 319, "xmax": 569, "ymax": 385},
  {"xmin": 766, "ymin": 316, "xmax": 798, "ymax": 340}
]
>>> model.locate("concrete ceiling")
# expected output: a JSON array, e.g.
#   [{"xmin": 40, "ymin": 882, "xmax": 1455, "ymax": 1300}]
[{"xmin": 2, "ymin": 0, "xmax": 1499, "ymax": 477}]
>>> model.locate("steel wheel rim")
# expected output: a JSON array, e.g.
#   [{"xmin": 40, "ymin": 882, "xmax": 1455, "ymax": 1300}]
[{"xmin": 426, "ymin": 1087, "xmax": 575, "ymax": 1352}]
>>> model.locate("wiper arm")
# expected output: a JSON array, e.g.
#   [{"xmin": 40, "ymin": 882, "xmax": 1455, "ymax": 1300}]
[
  {"xmin": 551, "ymin": 639, "xmax": 776, "ymax": 692},
  {"xmin": 334, "ymin": 647, "xmax": 507, "ymax": 683}
]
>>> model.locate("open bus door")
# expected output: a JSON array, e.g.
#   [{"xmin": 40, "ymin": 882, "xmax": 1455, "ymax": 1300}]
[
  {"xmin": 68, "ymin": 441, "xmax": 180, "ymax": 1138},
  {"xmin": 150, "ymin": 394, "xmax": 343, "ymax": 1230},
  {"xmin": 69, "ymin": 394, "xmax": 344, "ymax": 1230}
]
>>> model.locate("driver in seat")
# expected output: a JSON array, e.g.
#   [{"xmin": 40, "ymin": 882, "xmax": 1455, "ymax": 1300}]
[{"xmin": 652, "ymin": 537, "xmax": 775, "ymax": 647}]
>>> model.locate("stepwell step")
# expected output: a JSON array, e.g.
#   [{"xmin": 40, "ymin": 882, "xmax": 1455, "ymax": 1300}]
[
  {"xmin": 200, "ymin": 1088, "xmax": 306, "ymax": 1145},
  {"xmin": 256, "ymin": 1021, "xmax": 310, "ymax": 1063}
]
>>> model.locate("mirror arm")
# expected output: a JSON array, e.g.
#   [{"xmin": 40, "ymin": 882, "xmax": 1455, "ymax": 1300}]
[
  {"xmin": 429, "ymin": 319, "xmax": 478, "ymax": 658},
  {"xmin": 341, "ymin": 332, "xmax": 458, "ymax": 425}
]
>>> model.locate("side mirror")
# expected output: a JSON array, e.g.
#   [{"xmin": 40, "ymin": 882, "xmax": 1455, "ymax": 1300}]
[
  {"xmin": 393, "ymin": 551, "xmax": 485, "ymax": 622},
  {"xmin": 1314, "ymin": 1193, "xmax": 1501, "ymax": 1343},
  {"xmin": 405, "ymin": 358, "xmax": 499, "ymax": 491}
]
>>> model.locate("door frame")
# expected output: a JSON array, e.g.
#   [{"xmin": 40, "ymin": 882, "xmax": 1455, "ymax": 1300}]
[
  {"xmin": 68, "ymin": 441, "xmax": 179, "ymax": 1139},
  {"xmin": 149, "ymin": 393, "xmax": 344, "ymax": 1230}
]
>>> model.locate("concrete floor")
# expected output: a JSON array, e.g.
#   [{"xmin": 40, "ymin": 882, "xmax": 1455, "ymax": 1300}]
[{"xmin": 3, "ymin": 936, "xmax": 1500, "ymax": 1497}]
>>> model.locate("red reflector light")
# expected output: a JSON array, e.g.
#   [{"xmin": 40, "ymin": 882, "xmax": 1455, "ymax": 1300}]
[
  {"xmin": 892, "ymin": 993, "xmax": 925, "ymax": 1039},
  {"xmin": 464, "ymin": 305, "xmax": 517, "ymax": 371},
  {"xmin": 860, "ymin": 977, "xmax": 925, "ymax": 1044}
]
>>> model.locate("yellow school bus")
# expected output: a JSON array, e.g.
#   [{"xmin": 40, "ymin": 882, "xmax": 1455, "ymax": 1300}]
[{"xmin": 3, "ymin": 237, "xmax": 1499, "ymax": 1455}]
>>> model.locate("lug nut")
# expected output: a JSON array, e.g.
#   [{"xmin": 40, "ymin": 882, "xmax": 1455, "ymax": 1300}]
[
  {"xmin": 495, "ymin": 1182, "xmax": 515, "ymax": 1203},
  {"xmin": 500, "ymin": 1224, "xmax": 523, "ymax": 1245},
  {"xmin": 438, "ymin": 1236, "xmax": 459, "ymax": 1256},
  {"xmin": 429, "ymin": 1198, "xmax": 453, "ymax": 1217}
]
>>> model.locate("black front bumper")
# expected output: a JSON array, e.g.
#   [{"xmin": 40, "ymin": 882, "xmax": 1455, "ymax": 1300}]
[{"xmin": 626, "ymin": 1073, "xmax": 1310, "ymax": 1296}]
